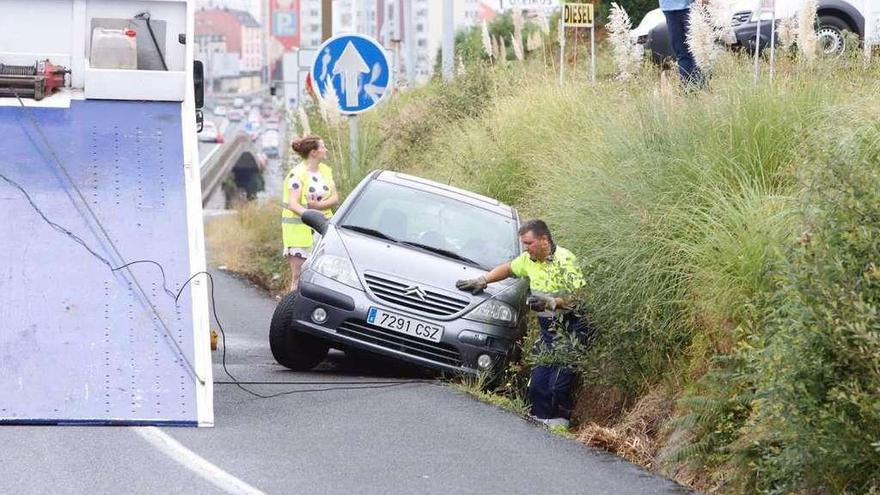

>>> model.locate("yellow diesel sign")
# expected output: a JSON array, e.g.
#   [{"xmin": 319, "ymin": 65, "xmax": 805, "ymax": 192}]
[{"xmin": 562, "ymin": 3, "xmax": 594, "ymax": 27}]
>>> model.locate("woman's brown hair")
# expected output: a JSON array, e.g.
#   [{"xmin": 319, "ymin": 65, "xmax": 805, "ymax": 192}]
[{"xmin": 291, "ymin": 135, "xmax": 322, "ymax": 159}]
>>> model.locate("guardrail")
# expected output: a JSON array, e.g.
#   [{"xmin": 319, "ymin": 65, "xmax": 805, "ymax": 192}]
[{"xmin": 200, "ymin": 131, "xmax": 259, "ymax": 205}]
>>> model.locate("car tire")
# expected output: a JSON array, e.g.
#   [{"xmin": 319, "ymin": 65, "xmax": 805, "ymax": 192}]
[
  {"xmin": 269, "ymin": 291, "xmax": 330, "ymax": 371},
  {"xmin": 816, "ymin": 15, "xmax": 850, "ymax": 56}
]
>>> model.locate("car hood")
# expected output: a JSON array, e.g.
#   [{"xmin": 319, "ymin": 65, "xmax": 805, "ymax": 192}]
[
  {"xmin": 633, "ymin": 8, "xmax": 665, "ymax": 37},
  {"xmin": 333, "ymin": 227, "xmax": 521, "ymax": 302}
]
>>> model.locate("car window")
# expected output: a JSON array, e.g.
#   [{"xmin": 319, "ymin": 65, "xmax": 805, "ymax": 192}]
[{"xmin": 341, "ymin": 180, "xmax": 518, "ymax": 268}]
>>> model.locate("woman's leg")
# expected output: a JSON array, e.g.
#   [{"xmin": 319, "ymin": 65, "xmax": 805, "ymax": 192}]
[{"xmin": 288, "ymin": 254, "xmax": 305, "ymax": 292}]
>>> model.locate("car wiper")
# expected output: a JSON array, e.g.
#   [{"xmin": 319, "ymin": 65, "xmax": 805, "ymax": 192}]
[
  {"xmin": 400, "ymin": 241, "xmax": 484, "ymax": 268},
  {"xmin": 339, "ymin": 224, "xmax": 398, "ymax": 243}
]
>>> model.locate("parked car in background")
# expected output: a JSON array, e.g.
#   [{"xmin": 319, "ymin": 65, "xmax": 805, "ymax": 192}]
[
  {"xmin": 635, "ymin": 0, "xmax": 866, "ymax": 64},
  {"xmin": 213, "ymin": 105, "xmax": 227, "ymax": 117},
  {"xmin": 232, "ymin": 97, "xmax": 245, "ymax": 108},
  {"xmin": 244, "ymin": 120, "xmax": 261, "ymax": 141},
  {"xmin": 261, "ymin": 130, "xmax": 279, "ymax": 158},
  {"xmin": 198, "ymin": 121, "xmax": 224, "ymax": 143},
  {"xmin": 227, "ymin": 108, "xmax": 244, "ymax": 122},
  {"xmin": 270, "ymin": 171, "xmax": 529, "ymax": 377}
]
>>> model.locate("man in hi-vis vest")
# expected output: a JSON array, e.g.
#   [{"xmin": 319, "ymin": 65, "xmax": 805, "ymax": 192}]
[{"xmin": 456, "ymin": 220, "xmax": 591, "ymax": 429}]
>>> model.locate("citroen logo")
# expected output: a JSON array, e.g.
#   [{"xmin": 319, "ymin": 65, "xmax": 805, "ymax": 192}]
[{"xmin": 403, "ymin": 285, "xmax": 428, "ymax": 302}]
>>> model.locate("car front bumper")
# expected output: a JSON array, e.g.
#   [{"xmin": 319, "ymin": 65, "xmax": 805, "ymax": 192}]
[{"xmin": 289, "ymin": 271, "xmax": 519, "ymax": 375}]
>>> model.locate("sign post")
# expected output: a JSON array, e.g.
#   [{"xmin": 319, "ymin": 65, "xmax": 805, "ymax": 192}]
[
  {"xmin": 560, "ymin": 3, "xmax": 595, "ymax": 85},
  {"xmin": 558, "ymin": 17, "xmax": 565, "ymax": 85},
  {"xmin": 752, "ymin": 0, "xmax": 776, "ymax": 84},
  {"xmin": 311, "ymin": 34, "xmax": 392, "ymax": 176}
]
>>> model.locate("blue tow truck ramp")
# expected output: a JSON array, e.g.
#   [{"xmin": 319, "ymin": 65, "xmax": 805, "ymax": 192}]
[{"xmin": 0, "ymin": 0, "xmax": 213, "ymax": 426}]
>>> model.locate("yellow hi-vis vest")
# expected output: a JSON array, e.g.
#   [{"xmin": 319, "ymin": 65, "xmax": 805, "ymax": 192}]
[
  {"xmin": 509, "ymin": 245, "xmax": 585, "ymax": 295},
  {"xmin": 281, "ymin": 162, "xmax": 334, "ymax": 248}
]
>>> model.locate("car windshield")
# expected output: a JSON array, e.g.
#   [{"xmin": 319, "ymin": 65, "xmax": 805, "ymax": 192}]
[{"xmin": 340, "ymin": 179, "xmax": 519, "ymax": 269}]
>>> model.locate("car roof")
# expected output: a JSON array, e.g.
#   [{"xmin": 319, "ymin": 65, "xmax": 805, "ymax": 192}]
[{"xmin": 373, "ymin": 170, "xmax": 516, "ymax": 218}]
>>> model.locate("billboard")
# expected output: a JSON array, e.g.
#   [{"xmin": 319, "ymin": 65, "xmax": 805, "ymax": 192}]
[{"xmin": 270, "ymin": 0, "xmax": 300, "ymax": 52}]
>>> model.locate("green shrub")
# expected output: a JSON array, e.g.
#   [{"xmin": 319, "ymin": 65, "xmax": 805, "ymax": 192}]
[
  {"xmin": 597, "ymin": 0, "xmax": 655, "ymax": 25},
  {"xmin": 737, "ymin": 125, "xmax": 880, "ymax": 494},
  {"xmin": 675, "ymin": 122, "xmax": 880, "ymax": 494}
]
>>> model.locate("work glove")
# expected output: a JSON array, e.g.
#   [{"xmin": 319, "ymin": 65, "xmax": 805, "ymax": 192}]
[
  {"xmin": 455, "ymin": 276, "xmax": 488, "ymax": 295},
  {"xmin": 527, "ymin": 294, "xmax": 557, "ymax": 312}
]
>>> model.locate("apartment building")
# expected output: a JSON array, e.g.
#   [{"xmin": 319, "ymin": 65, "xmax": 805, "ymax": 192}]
[
  {"xmin": 299, "ymin": 0, "xmax": 324, "ymax": 48},
  {"xmin": 196, "ymin": 8, "xmax": 264, "ymax": 92}
]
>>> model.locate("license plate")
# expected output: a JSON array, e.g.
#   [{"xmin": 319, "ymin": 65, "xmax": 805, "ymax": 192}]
[{"xmin": 366, "ymin": 307, "xmax": 444, "ymax": 343}]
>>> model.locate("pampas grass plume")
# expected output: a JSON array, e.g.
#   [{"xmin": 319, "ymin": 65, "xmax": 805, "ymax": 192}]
[
  {"xmin": 297, "ymin": 107, "xmax": 311, "ymax": 136},
  {"xmin": 607, "ymin": 3, "xmax": 641, "ymax": 80},
  {"xmin": 512, "ymin": 9, "xmax": 525, "ymax": 61},
  {"xmin": 686, "ymin": 2, "xmax": 722, "ymax": 71},
  {"xmin": 798, "ymin": 0, "xmax": 818, "ymax": 60},
  {"xmin": 777, "ymin": 16, "xmax": 798, "ymax": 52},
  {"xmin": 481, "ymin": 20, "xmax": 493, "ymax": 59}
]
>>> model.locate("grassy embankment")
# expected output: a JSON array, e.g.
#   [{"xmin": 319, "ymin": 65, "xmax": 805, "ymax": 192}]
[{"xmin": 206, "ymin": 51, "xmax": 880, "ymax": 493}]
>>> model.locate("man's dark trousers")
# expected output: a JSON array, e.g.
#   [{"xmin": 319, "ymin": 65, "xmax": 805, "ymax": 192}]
[
  {"xmin": 528, "ymin": 314, "xmax": 590, "ymax": 420},
  {"xmin": 663, "ymin": 8, "xmax": 704, "ymax": 86}
]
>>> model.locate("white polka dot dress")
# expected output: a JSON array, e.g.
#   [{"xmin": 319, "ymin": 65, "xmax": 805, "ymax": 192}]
[{"xmin": 283, "ymin": 164, "xmax": 333, "ymax": 258}]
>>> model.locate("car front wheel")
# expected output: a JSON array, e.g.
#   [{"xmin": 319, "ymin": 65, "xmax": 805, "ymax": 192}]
[
  {"xmin": 269, "ymin": 292, "xmax": 330, "ymax": 371},
  {"xmin": 816, "ymin": 15, "xmax": 851, "ymax": 56}
]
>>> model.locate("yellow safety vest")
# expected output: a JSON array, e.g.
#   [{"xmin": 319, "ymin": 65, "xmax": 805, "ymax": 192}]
[
  {"xmin": 509, "ymin": 245, "xmax": 585, "ymax": 295},
  {"xmin": 281, "ymin": 162, "xmax": 334, "ymax": 248}
]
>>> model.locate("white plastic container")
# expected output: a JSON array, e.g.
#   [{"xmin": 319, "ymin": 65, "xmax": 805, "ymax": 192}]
[{"xmin": 90, "ymin": 28, "xmax": 137, "ymax": 70}]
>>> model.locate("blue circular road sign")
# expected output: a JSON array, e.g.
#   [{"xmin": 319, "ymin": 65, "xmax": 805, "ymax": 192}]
[{"xmin": 311, "ymin": 34, "xmax": 392, "ymax": 115}]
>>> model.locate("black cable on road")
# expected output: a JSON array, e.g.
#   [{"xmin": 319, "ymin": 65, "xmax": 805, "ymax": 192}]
[{"xmin": 3, "ymin": 98, "xmax": 451, "ymax": 400}]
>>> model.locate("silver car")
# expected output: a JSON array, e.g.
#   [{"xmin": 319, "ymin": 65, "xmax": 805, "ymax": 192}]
[{"xmin": 270, "ymin": 171, "xmax": 529, "ymax": 376}]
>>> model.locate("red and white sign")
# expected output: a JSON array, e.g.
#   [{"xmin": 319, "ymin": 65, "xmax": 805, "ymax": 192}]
[{"xmin": 270, "ymin": 0, "xmax": 300, "ymax": 52}]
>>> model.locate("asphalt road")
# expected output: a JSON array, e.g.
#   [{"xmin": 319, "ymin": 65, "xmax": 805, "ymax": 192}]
[{"xmin": 0, "ymin": 267, "xmax": 692, "ymax": 495}]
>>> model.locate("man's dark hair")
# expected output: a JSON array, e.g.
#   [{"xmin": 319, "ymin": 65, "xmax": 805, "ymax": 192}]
[{"xmin": 518, "ymin": 219, "xmax": 553, "ymax": 243}]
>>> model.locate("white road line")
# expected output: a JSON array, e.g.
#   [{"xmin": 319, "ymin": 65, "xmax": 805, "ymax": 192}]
[{"xmin": 133, "ymin": 426, "xmax": 267, "ymax": 495}]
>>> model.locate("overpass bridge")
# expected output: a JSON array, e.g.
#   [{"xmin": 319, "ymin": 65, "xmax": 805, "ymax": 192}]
[{"xmin": 200, "ymin": 131, "xmax": 262, "ymax": 207}]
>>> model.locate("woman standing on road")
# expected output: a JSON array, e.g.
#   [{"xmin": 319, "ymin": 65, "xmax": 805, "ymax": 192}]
[{"xmin": 282, "ymin": 135, "xmax": 338, "ymax": 292}]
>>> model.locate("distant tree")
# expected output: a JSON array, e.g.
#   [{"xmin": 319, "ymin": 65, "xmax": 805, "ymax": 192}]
[{"xmin": 596, "ymin": 0, "xmax": 654, "ymax": 26}]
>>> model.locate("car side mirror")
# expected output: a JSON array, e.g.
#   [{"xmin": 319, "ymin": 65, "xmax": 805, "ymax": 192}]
[
  {"xmin": 301, "ymin": 209, "xmax": 328, "ymax": 235},
  {"xmin": 193, "ymin": 60, "xmax": 204, "ymax": 109}
]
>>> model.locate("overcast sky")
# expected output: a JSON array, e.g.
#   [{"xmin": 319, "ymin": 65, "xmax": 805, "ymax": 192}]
[{"xmin": 198, "ymin": 0, "xmax": 261, "ymax": 18}]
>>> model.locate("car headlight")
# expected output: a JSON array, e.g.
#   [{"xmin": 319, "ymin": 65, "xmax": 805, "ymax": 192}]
[
  {"xmin": 311, "ymin": 253, "xmax": 362, "ymax": 289},
  {"xmin": 465, "ymin": 300, "xmax": 516, "ymax": 326},
  {"xmin": 750, "ymin": 10, "xmax": 775, "ymax": 23}
]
